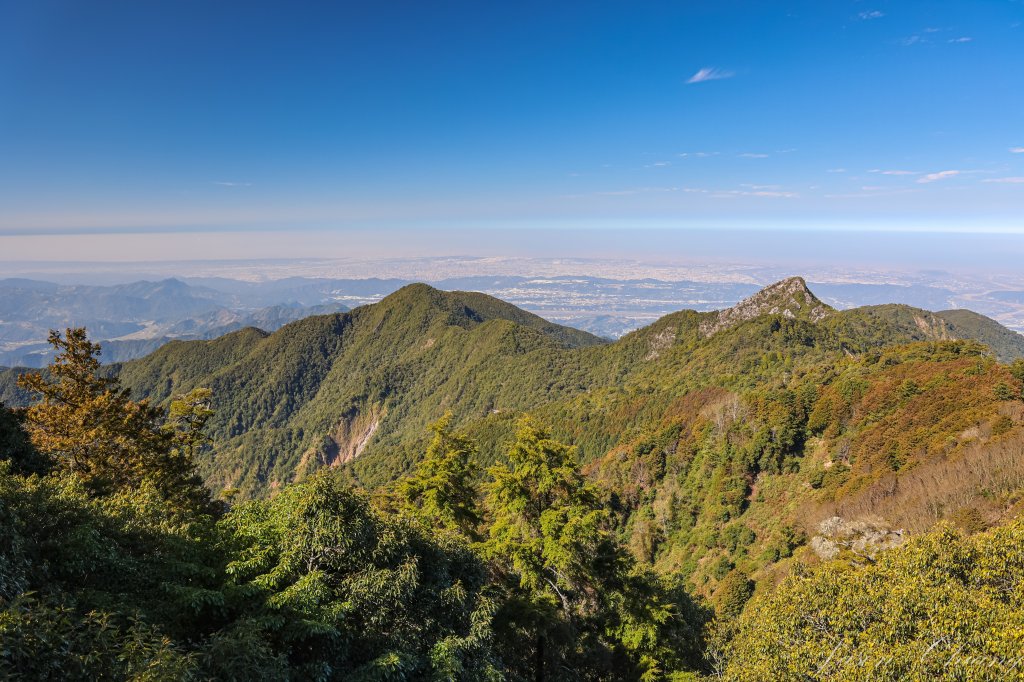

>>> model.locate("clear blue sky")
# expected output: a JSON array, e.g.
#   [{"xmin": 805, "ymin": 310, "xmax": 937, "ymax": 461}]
[{"xmin": 1, "ymin": 0, "xmax": 1022, "ymax": 260}]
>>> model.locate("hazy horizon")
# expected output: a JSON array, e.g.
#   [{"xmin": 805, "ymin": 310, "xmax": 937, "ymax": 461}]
[{"xmin": 4, "ymin": 228, "xmax": 1024, "ymax": 278}]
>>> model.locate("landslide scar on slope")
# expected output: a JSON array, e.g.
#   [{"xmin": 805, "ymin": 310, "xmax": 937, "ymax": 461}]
[
  {"xmin": 328, "ymin": 404, "xmax": 383, "ymax": 465},
  {"xmin": 298, "ymin": 404, "xmax": 385, "ymax": 476},
  {"xmin": 912, "ymin": 314, "xmax": 952, "ymax": 340}
]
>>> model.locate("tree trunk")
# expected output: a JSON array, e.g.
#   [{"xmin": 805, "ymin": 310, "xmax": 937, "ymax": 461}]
[{"xmin": 535, "ymin": 632, "xmax": 545, "ymax": 682}]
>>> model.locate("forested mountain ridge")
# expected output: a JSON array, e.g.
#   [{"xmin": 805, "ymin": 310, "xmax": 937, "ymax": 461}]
[
  {"xmin": 5, "ymin": 277, "xmax": 1024, "ymax": 679},
  {"xmin": 110, "ymin": 284, "xmax": 607, "ymax": 493},
  {"xmin": 4, "ymin": 277, "xmax": 1023, "ymax": 502}
]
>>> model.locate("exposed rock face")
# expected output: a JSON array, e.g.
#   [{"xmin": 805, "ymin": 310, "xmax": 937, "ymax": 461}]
[
  {"xmin": 699, "ymin": 276, "xmax": 833, "ymax": 337},
  {"xmin": 810, "ymin": 516, "xmax": 905, "ymax": 563},
  {"xmin": 912, "ymin": 313, "xmax": 954, "ymax": 340},
  {"xmin": 644, "ymin": 327, "xmax": 676, "ymax": 360}
]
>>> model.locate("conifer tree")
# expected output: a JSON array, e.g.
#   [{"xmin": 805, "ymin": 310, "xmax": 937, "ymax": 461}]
[
  {"xmin": 17, "ymin": 328, "xmax": 165, "ymax": 493},
  {"xmin": 395, "ymin": 413, "xmax": 481, "ymax": 538},
  {"xmin": 164, "ymin": 387, "xmax": 214, "ymax": 462},
  {"xmin": 483, "ymin": 418, "xmax": 700, "ymax": 680},
  {"xmin": 17, "ymin": 329, "xmax": 212, "ymax": 513},
  {"xmin": 158, "ymin": 387, "xmax": 217, "ymax": 514}
]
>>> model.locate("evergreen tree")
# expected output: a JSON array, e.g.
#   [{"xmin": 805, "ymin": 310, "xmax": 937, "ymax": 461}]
[
  {"xmin": 395, "ymin": 413, "xmax": 481, "ymax": 538},
  {"xmin": 17, "ymin": 328, "xmax": 165, "ymax": 493},
  {"xmin": 158, "ymin": 387, "xmax": 218, "ymax": 515},
  {"xmin": 483, "ymin": 418, "xmax": 704, "ymax": 680},
  {"xmin": 0, "ymin": 402, "xmax": 50, "ymax": 476},
  {"xmin": 220, "ymin": 471, "xmax": 501, "ymax": 679},
  {"xmin": 17, "ymin": 328, "xmax": 212, "ymax": 514},
  {"xmin": 164, "ymin": 387, "xmax": 214, "ymax": 462}
]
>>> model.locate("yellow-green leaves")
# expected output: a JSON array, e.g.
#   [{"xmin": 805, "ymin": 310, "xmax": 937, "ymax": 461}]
[{"xmin": 722, "ymin": 520, "xmax": 1024, "ymax": 681}]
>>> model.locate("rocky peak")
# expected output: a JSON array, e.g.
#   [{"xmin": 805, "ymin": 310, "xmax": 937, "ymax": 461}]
[{"xmin": 699, "ymin": 276, "xmax": 833, "ymax": 337}]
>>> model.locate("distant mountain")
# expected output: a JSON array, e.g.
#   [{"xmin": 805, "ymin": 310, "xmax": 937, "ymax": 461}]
[
  {"xmin": 0, "ymin": 277, "xmax": 350, "ymax": 367},
  {"xmin": 8, "ymin": 272, "xmax": 1023, "ymax": 368},
  {"xmin": 9, "ymin": 278, "xmax": 1012, "ymax": 491}
]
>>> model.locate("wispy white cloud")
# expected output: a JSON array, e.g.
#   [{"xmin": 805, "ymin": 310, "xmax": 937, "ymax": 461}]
[
  {"xmin": 738, "ymin": 153, "xmax": 769, "ymax": 159},
  {"xmin": 869, "ymin": 169, "xmax": 918, "ymax": 176},
  {"xmin": 213, "ymin": 181, "xmax": 252, "ymax": 187},
  {"xmin": 984, "ymin": 177, "xmax": 1024, "ymax": 184},
  {"xmin": 859, "ymin": 10, "xmax": 885, "ymax": 20},
  {"xmin": 678, "ymin": 151, "xmax": 719, "ymax": 158},
  {"xmin": 899, "ymin": 27, "xmax": 967, "ymax": 46},
  {"xmin": 686, "ymin": 67, "xmax": 735, "ymax": 84},
  {"xmin": 826, "ymin": 168, "xmax": 847, "ymax": 173},
  {"xmin": 1011, "ymin": 147, "xmax": 1024, "ymax": 154},
  {"xmin": 645, "ymin": 161, "xmax": 672, "ymax": 168},
  {"xmin": 917, "ymin": 170, "xmax": 961, "ymax": 183}
]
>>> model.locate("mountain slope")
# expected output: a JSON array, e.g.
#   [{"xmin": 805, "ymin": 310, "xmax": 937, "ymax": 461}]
[
  {"xmin": 8, "ymin": 277, "xmax": 1024, "ymax": 596},
  {"xmin": 82, "ymin": 280, "xmax": 1022, "ymax": 488},
  {"xmin": 936, "ymin": 308, "xmax": 1024, "ymax": 362},
  {"xmin": 104, "ymin": 284, "xmax": 605, "ymax": 492},
  {"xmin": 8, "ymin": 278, "xmax": 1024, "ymax": 504},
  {"xmin": 698, "ymin": 276, "xmax": 833, "ymax": 337}
]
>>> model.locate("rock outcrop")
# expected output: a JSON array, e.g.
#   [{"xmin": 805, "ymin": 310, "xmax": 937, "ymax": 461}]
[{"xmin": 699, "ymin": 276, "xmax": 833, "ymax": 337}]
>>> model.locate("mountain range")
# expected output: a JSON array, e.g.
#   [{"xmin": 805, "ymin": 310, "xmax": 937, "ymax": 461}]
[
  {"xmin": 7, "ymin": 272, "xmax": 1021, "ymax": 368},
  {"xmin": 5, "ymin": 275, "xmax": 1023, "ymax": 590}
]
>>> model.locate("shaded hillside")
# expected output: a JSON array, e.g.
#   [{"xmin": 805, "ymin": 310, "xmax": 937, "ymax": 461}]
[{"xmin": 936, "ymin": 308, "xmax": 1024, "ymax": 362}]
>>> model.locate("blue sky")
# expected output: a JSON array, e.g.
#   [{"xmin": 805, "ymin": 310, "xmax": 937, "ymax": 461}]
[{"xmin": 1, "ymin": 0, "xmax": 1023, "ymax": 260}]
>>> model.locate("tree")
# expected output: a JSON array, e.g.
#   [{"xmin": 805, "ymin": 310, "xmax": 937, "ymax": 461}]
[
  {"xmin": 713, "ymin": 570, "xmax": 754, "ymax": 622},
  {"xmin": 0, "ymin": 403, "xmax": 50, "ymax": 476},
  {"xmin": 483, "ymin": 418, "xmax": 704, "ymax": 680},
  {"xmin": 158, "ymin": 387, "xmax": 217, "ymax": 514},
  {"xmin": 484, "ymin": 418, "xmax": 608, "ymax": 609},
  {"xmin": 16, "ymin": 329, "xmax": 212, "ymax": 514},
  {"xmin": 17, "ymin": 328, "xmax": 166, "ymax": 493},
  {"xmin": 721, "ymin": 520, "xmax": 1024, "ymax": 681},
  {"xmin": 994, "ymin": 381, "xmax": 1016, "ymax": 401},
  {"xmin": 394, "ymin": 413, "xmax": 481, "ymax": 538},
  {"xmin": 164, "ymin": 387, "xmax": 214, "ymax": 462},
  {"xmin": 219, "ymin": 471, "xmax": 501, "ymax": 680}
]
